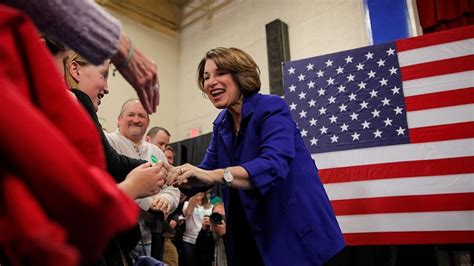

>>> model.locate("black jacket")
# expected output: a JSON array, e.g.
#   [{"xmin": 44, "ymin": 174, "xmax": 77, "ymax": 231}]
[{"xmin": 71, "ymin": 89, "xmax": 145, "ymax": 182}]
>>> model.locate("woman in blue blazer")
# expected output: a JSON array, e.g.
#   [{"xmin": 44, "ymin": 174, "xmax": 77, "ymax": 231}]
[{"xmin": 168, "ymin": 47, "xmax": 344, "ymax": 265}]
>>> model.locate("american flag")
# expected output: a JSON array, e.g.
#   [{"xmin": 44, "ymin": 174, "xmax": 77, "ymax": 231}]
[{"xmin": 283, "ymin": 26, "xmax": 474, "ymax": 245}]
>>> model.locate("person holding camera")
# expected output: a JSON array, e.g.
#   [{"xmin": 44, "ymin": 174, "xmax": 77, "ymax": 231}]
[
  {"xmin": 181, "ymin": 192, "xmax": 213, "ymax": 266},
  {"xmin": 196, "ymin": 202, "xmax": 227, "ymax": 266}
]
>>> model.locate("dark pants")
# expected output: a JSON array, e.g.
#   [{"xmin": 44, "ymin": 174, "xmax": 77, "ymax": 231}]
[{"xmin": 181, "ymin": 241, "xmax": 196, "ymax": 266}]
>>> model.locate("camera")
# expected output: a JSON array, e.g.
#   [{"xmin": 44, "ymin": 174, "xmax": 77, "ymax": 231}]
[{"xmin": 209, "ymin": 212, "xmax": 224, "ymax": 225}]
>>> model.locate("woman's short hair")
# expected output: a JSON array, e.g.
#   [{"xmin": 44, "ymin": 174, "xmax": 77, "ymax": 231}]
[
  {"xmin": 65, "ymin": 51, "xmax": 90, "ymax": 89},
  {"xmin": 197, "ymin": 47, "xmax": 261, "ymax": 96}
]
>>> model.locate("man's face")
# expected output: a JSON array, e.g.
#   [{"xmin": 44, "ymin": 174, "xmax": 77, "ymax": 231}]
[
  {"xmin": 149, "ymin": 130, "xmax": 170, "ymax": 151},
  {"xmin": 118, "ymin": 101, "xmax": 149, "ymax": 141}
]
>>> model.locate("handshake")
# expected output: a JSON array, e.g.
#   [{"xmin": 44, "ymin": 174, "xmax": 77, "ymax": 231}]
[{"xmin": 120, "ymin": 161, "xmax": 169, "ymax": 199}]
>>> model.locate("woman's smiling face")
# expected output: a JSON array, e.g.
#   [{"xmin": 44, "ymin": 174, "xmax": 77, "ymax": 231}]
[
  {"xmin": 202, "ymin": 59, "xmax": 242, "ymax": 110},
  {"xmin": 77, "ymin": 61, "xmax": 110, "ymax": 111}
]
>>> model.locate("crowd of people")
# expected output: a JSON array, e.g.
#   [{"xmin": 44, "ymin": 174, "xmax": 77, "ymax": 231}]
[{"xmin": 0, "ymin": 0, "xmax": 344, "ymax": 265}]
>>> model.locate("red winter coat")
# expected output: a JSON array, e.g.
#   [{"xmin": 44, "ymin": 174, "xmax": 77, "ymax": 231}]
[{"xmin": 0, "ymin": 5, "xmax": 138, "ymax": 265}]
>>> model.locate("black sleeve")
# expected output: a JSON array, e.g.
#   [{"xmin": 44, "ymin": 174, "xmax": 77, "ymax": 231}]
[{"xmin": 71, "ymin": 89, "xmax": 146, "ymax": 182}]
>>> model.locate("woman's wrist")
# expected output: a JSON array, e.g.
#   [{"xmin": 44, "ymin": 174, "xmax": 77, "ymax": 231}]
[
  {"xmin": 111, "ymin": 33, "xmax": 134, "ymax": 74},
  {"xmin": 211, "ymin": 169, "xmax": 225, "ymax": 185}
]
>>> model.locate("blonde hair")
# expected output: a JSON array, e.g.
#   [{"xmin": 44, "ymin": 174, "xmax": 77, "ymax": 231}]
[{"xmin": 64, "ymin": 51, "xmax": 90, "ymax": 89}]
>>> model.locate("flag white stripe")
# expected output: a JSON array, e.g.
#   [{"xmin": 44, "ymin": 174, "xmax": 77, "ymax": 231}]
[
  {"xmin": 324, "ymin": 173, "xmax": 473, "ymax": 200},
  {"xmin": 407, "ymin": 104, "xmax": 474, "ymax": 128},
  {"xmin": 398, "ymin": 38, "xmax": 474, "ymax": 67},
  {"xmin": 337, "ymin": 211, "xmax": 474, "ymax": 233},
  {"xmin": 313, "ymin": 138, "xmax": 474, "ymax": 169},
  {"xmin": 402, "ymin": 71, "xmax": 474, "ymax": 97}
]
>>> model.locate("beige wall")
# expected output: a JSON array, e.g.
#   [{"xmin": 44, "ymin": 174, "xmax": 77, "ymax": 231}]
[
  {"xmin": 98, "ymin": 12, "xmax": 179, "ymax": 137},
  {"xmin": 100, "ymin": 0, "xmax": 372, "ymax": 141},
  {"xmin": 175, "ymin": 0, "xmax": 370, "ymax": 141}
]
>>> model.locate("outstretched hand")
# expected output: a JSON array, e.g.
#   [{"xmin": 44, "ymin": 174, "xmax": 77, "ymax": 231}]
[
  {"xmin": 120, "ymin": 162, "xmax": 165, "ymax": 199},
  {"xmin": 166, "ymin": 163, "xmax": 219, "ymax": 187},
  {"xmin": 112, "ymin": 33, "xmax": 159, "ymax": 114}
]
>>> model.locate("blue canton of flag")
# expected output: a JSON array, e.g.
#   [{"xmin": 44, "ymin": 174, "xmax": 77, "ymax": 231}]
[{"xmin": 283, "ymin": 42, "xmax": 410, "ymax": 153}]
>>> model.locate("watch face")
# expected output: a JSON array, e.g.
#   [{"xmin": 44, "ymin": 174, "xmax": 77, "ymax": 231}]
[{"xmin": 224, "ymin": 169, "xmax": 234, "ymax": 182}]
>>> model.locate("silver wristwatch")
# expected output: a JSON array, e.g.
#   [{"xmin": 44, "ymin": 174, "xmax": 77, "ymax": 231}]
[{"xmin": 222, "ymin": 168, "xmax": 234, "ymax": 187}]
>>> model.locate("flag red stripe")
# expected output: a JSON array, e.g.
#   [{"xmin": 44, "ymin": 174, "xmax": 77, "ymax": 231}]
[
  {"xmin": 395, "ymin": 25, "xmax": 474, "ymax": 52},
  {"xmin": 409, "ymin": 122, "xmax": 474, "ymax": 143},
  {"xmin": 319, "ymin": 156, "xmax": 473, "ymax": 184},
  {"xmin": 344, "ymin": 231, "xmax": 474, "ymax": 245},
  {"xmin": 400, "ymin": 55, "xmax": 474, "ymax": 81},
  {"xmin": 331, "ymin": 193, "xmax": 474, "ymax": 215},
  {"xmin": 405, "ymin": 87, "xmax": 474, "ymax": 111}
]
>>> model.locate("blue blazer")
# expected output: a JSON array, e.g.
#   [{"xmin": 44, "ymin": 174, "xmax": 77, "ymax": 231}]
[{"xmin": 199, "ymin": 93, "xmax": 345, "ymax": 265}]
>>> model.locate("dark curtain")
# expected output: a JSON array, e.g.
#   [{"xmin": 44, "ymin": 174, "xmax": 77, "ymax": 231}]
[
  {"xmin": 416, "ymin": 0, "xmax": 474, "ymax": 33},
  {"xmin": 169, "ymin": 133, "xmax": 212, "ymax": 166}
]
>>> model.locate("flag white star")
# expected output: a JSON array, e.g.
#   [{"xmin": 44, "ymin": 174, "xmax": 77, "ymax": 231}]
[
  {"xmin": 319, "ymin": 126, "xmax": 328, "ymax": 134},
  {"xmin": 356, "ymin": 63, "xmax": 364, "ymax": 71},
  {"xmin": 289, "ymin": 102, "xmax": 297, "ymax": 110},
  {"xmin": 330, "ymin": 135, "xmax": 339, "ymax": 143},
  {"xmin": 386, "ymin": 47, "xmax": 395, "ymax": 56},
  {"xmin": 299, "ymin": 110, "xmax": 307, "ymax": 118},
  {"xmin": 360, "ymin": 101, "xmax": 369, "ymax": 109},
  {"xmin": 308, "ymin": 99, "xmax": 316, "ymax": 107},
  {"xmin": 338, "ymin": 103, "xmax": 348, "ymax": 112},
  {"xmin": 310, "ymin": 137, "xmax": 318, "ymax": 146},
  {"xmin": 369, "ymin": 89, "xmax": 378, "ymax": 98},
  {"xmin": 350, "ymin": 112, "xmax": 359, "ymax": 120},
  {"xmin": 298, "ymin": 91, "xmax": 306, "ymax": 99},
  {"xmin": 348, "ymin": 93, "xmax": 357, "ymax": 101},
  {"xmin": 340, "ymin": 123, "xmax": 349, "ymax": 132},
  {"xmin": 345, "ymin": 56, "xmax": 353, "ymax": 63},
  {"xmin": 383, "ymin": 117, "xmax": 393, "ymax": 126},
  {"xmin": 367, "ymin": 70, "xmax": 376, "ymax": 78},
  {"xmin": 358, "ymin": 81, "xmax": 367, "ymax": 89},
  {"xmin": 325, "ymin": 59, "xmax": 333, "ymax": 67},
  {"xmin": 309, "ymin": 118, "xmax": 317, "ymax": 126},
  {"xmin": 371, "ymin": 109, "xmax": 380, "ymax": 118},
  {"xmin": 379, "ymin": 78, "xmax": 388, "ymax": 86},
  {"xmin": 318, "ymin": 88, "xmax": 326, "ymax": 96},
  {"xmin": 365, "ymin": 51, "xmax": 374, "ymax": 59},
  {"xmin": 288, "ymin": 67, "xmax": 295, "ymax": 74},
  {"xmin": 329, "ymin": 115, "xmax": 338, "ymax": 123},
  {"xmin": 347, "ymin": 74, "xmax": 355, "ymax": 82},
  {"xmin": 394, "ymin": 106, "xmax": 403, "ymax": 115},
  {"xmin": 337, "ymin": 85, "xmax": 346, "ymax": 93},
  {"xmin": 307, "ymin": 80, "xmax": 315, "ymax": 88},
  {"xmin": 381, "ymin": 98, "xmax": 391, "ymax": 106},
  {"xmin": 377, "ymin": 59, "xmax": 386, "ymax": 67},
  {"xmin": 288, "ymin": 84, "xmax": 296, "ymax": 92},
  {"xmin": 389, "ymin": 66, "xmax": 398, "ymax": 75},
  {"xmin": 298, "ymin": 74, "xmax": 305, "ymax": 81},
  {"xmin": 328, "ymin": 96, "xmax": 336, "ymax": 104},
  {"xmin": 318, "ymin": 106, "xmax": 327, "ymax": 115},
  {"xmin": 301, "ymin": 129, "xmax": 308, "ymax": 137},
  {"xmin": 396, "ymin": 126, "xmax": 406, "ymax": 135},
  {"xmin": 391, "ymin": 86, "xmax": 401, "ymax": 94},
  {"xmin": 351, "ymin": 132, "xmax": 361, "ymax": 141},
  {"xmin": 362, "ymin": 120, "xmax": 370, "ymax": 129},
  {"xmin": 336, "ymin": 66, "xmax": 344, "ymax": 74},
  {"xmin": 316, "ymin": 70, "xmax": 324, "ymax": 77},
  {"xmin": 306, "ymin": 63, "xmax": 314, "ymax": 71},
  {"xmin": 373, "ymin": 129, "xmax": 382, "ymax": 138},
  {"xmin": 327, "ymin": 77, "xmax": 335, "ymax": 85}
]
